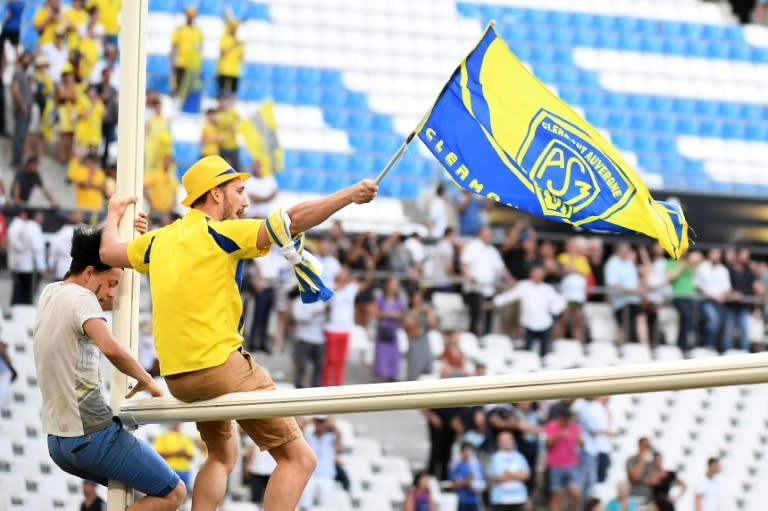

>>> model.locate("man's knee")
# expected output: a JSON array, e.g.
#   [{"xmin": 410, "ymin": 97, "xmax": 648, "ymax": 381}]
[
  {"xmin": 205, "ymin": 433, "xmax": 240, "ymax": 472},
  {"xmin": 271, "ymin": 438, "xmax": 317, "ymax": 477},
  {"xmin": 164, "ymin": 481, "xmax": 187, "ymax": 509}
]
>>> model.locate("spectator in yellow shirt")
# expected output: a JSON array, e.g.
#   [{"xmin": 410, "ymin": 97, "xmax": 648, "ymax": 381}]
[
  {"xmin": 29, "ymin": 56, "xmax": 54, "ymax": 160},
  {"xmin": 75, "ymin": 84, "xmax": 104, "ymax": 150},
  {"xmin": 200, "ymin": 108, "xmax": 221, "ymax": 157},
  {"xmin": 56, "ymin": 62, "xmax": 77, "ymax": 163},
  {"xmin": 216, "ymin": 19, "xmax": 244, "ymax": 95},
  {"xmin": 69, "ymin": 152, "xmax": 106, "ymax": 210},
  {"xmin": 94, "ymin": 0, "xmax": 120, "ymax": 46},
  {"xmin": 170, "ymin": 7, "xmax": 203, "ymax": 97},
  {"xmin": 33, "ymin": 0, "xmax": 63, "ymax": 46},
  {"xmin": 153, "ymin": 423, "xmax": 196, "ymax": 490},
  {"xmin": 217, "ymin": 92, "xmax": 241, "ymax": 169},
  {"xmin": 144, "ymin": 154, "xmax": 179, "ymax": 215},
  {"xmin": 76, "ymin": 9, "xmax": 103, "ymax": 82},
  {"xmin": 63, "ymin": 0, "xmax": 87, "ymax": 49}
]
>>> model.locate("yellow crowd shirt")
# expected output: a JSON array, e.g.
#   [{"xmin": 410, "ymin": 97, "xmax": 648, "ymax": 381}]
[
  {"xmin": 69, "ymin": 162, "xmax": 105, "ymax": 210},
  {"xmin": 216, "ymin": 33, "xmax": 244, "ymax": 78},
  {"xmin": 75, "ymin": 95, "xmax": 104, "ymax": 148},
  {"xmin": 557, "ymin": 253, "xmax": 592, "ymax": 276},
  {"xmin": 33, "ymin": 8, "xmax": 62, "ymax": 46},
  {"xmin": 126, "ymin": 209, "xmax": 271, "ymax": 375},
  {"xmin": 153, "ymin": 431, "xmax": 194, "ymax": 472},
  {"xmin": 171, "ymin": 25, "xmax": 203, "ymax": 69},
  {"xmin": 64, "ymin": 7, "xmax": 87, "ymax": 48},
  {"xmin": 95, "ymin": 0, "xmax": 121, "ymax": 36},
  {"xmin": 217, "ymin": 108, "xmax": 240, "ymax": 151},
  {"xmin": 200, "ymin": 120, "xmax": 219, "ymax": 156},
  {"xmin": 144, "ymin": 167, "xmax": 179, "ymax": 214},
  {"xmin": 78, "ymin": 36, "xmax": 100, "ymax": 80}
]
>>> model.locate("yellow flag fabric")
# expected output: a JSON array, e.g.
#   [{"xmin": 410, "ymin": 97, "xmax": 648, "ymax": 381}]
[
  {"xmin": 238, "ymin": 99, "xmax": 284, "ymax": 175},
  {"xmin": 417, "ymin": 23, "xmax": 688, "ymax": 258}
]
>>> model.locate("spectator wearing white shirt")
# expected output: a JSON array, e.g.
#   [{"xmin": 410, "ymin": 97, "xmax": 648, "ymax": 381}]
[
  {"xmin": 403, "ymin": 231, "xmax": 426, "ymax": 268},
  {"xmin": 243, "ymin": 160, "xmax": 278, "ymax": 220},
  {"xmin": 639, "ymin": 244, "xmax": 670, "ymax": 346},
  {"xmin": 47, "ymin": 210, "xmax": 83, "ymax": 280},
  {"xmin": 492, "ymin": 266, "xmax": 566, "ymax": 356},
  {"xmin": 425, "ymin": 226, "xmax": 456, "ymax": 296},
  {"xmin": 41, "ymin": 28, "xmax": 69, "ymax": 82},
  {"xmin": 694, "ymin": 249, "xmax": 731, "ymax": 350},
  {"xmin": 604, "ymin": 243, "xmax": 641, "ymax": 344},
  {"xmin": 427, "ymin": 183, "xmax": 448, "ymax": 239},
  {"xmin": 577, "ymin": 397, "xmax": 614, "ymax": 503},
  {"xmin": 302, "ymin": 416, "xmax": 340, "ymax": 509},
  {"xmin": 243, "ymin": 435, "xmax": 277, "ymax": 507},
  {"xmin": 315, "ymin": 238, "xmax": 340, "ymax": 288},
  {"xmin": 292, "ymin": 297, "xmax": 327, "ymax": 389},
  {"xmin": 88, "ymin": 44, "xmax": 120, "ymax": 89},
  {"xmin": 8, "ymin": 210, "xmax": 41, "ymax": 305},
  {"xmin": 247, "ymin": 246, "xmax": 288, "ymax": 354},
  {"xmin": 694, "ymin": 458, "xmax": 721, "ymax": 511},
  {"xmin": 461, "ymin": 226, "xmax": 515, "ymax": 336},
  {"xmin": 322, "ymin": 266, "xmax": 357, "ymax": 386}
]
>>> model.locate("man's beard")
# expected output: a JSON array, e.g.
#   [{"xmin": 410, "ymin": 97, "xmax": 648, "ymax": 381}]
[{"xmin": 222, "ymin": 197, "xmax": 244, "ymax": 220}]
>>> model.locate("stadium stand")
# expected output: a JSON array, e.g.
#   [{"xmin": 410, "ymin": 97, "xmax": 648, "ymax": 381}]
[{"xmin": 4, "ymin": 0, "xmax": 768, "ymax": 510}]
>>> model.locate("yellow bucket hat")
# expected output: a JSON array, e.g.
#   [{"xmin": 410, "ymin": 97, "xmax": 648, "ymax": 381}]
[{"xmin": 181, "ymin": 155, "xmax": 249, "ymax": 207}]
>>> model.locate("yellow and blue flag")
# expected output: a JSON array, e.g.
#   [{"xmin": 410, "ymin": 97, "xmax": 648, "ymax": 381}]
[{"xmin": 417, "ymin": 23, "xmax": 688, "ymax": 258}]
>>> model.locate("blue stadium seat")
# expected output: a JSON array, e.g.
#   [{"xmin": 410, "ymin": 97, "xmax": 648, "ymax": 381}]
[
  {"xmin": 662, "ymin": 38, "xmax": 686, "ymax": 55},
  {"xmin": 240, "ymin": 81, "xmax": 270, "ymax": 101},
  {"xmin": 744, "ymin": 124, "xmax": 766, "ymax": 141},
  {"xmin": 174, "ymin": 142, "xmax": 199, "ymax": 164},
  {"xmin": 348, "ymin": 134, "xmax": 374, "ymax": 151},
  {"xmin": 568, "ymin": 13, "xmax": 593, "ymax": 29},
  {"xmin": 595, "ymin": 32, "xmax": 620, "ymax": 49},
  {"xmin": 619, "ymin": 33, "xmax": 643, "ymax": 52},
  {"xmin": 656, "ymin": 138, "xmax": 678, "ymax": 154},
  {"xmin": 395, "ymin": 180, "xmax": 421, "ymax": 201},
  {"xmin": 717, "ymin": 102, "xmax": 741, "ymax": 118},
  {"xmin": 297, "ymin": 68, "xmax": 322, "ymax": 86},
  {"xmin": 661, "ymin": 21, "xmax": 684, "ymax": 37},
  {"xmin": 585, "ymin": 110, "xmax": 609, "ymax": 127},
  {"xmin": 610, "ymin": 133, "xmax": 633, "ymax": 149},
  {"xmin": 323, "ymin": 111, "xmax": 348, "ymax": 129},
  {"xmin": 685, "ymin": 39, "xmax": 709, "ymax": 58},
  {"xmin": 641, "ymin": 37, "xmax": 664, "ymax": 53},
  {"xmin": 723, "ymin": 121, "xmax": 746, "ymax": 139},
  {"xmin": 672, "ymin": 98, "xmax": 695, "ymax": 115},
  {"xmin": 243, "ymin": 64, "xmax": 272, "ymax": 82},
  {"xmin": 723, "ymin": 25, "xmax": 743, "ymax": 41},
  {"xmin": 698, "ymin": 121, "xmax": 723, "ymax": 138},
  {"xmin": 275, "ymin": 172, "xmax": 299, "ymax": 190},
  {"xmin": 273, "ymin": 86, "xmax": 298, "ymax": 103},
  {"xmin": 729, "ymin": 45, "xmax": 752, "ymax": 60},
  {"xmin": 558, "ymin": 87, "xmax": 581, "ymax": 105},
  {"xmin": 649, "ymin": 96, "xmax": 673, "ymax": 111},
  {"xmin": 581, "ymin": 91, "xmax": 604, "ymax": 108},
  {"xmin": 572, "ymin": 30, "xmax": 597, "ymax": 47},
  {"xmin": 323, "ymin": 174, "xmax": 349, "ymax": 194},
  {"xmin": 701, "ymin": 25, "xmax": 726, "ymax": 40},
  {"xmin": 681, "ymin": 23, "xmax": 705, "ymax": 39},
  {"xmin": 347, "ymin": 114, "xmax": 373, "ymax": 131},
  {"xmin": 694, "ymin": 100, "xmax": 718, "ymax": 117},
  {"xmin": 349, "ymin": 153, "xmax": 376, "ymax": 173},
  {"xmin": 593, "ymin": 15, "xmax": 615, "ymax": 31},
  {"xmin": 630, "ymin": 115, "xmax": 654, "ymax": 132},
  {"xmin": 552, "ymin": 29, "xmax": 575, "ymax": 46},
  {"xmin": 324, "ymin": 153, "xmax": 349, "ymax": 172},
  {"xmin": 320, "ymin": 70, "xmax": 343, "ymax": 88},
  {"xmin": 708, "ymin": 44, "xmax": 730, "ymax": 59},
  {"xmin": 534, "ymin": 66, "xmax": 557, "ymax": 84},
  {"xmin": 297, "ymin": 87, "xmax": 323, "ymax": 106},
  {"xmin": 298, "ymin": 173, "xmax": 325, "ymax": 193},
  {"xmin": 284, "ymin": 151, "xmax": 301, "ymax": 170},
  {"xmin": 197, "ymin": 0, "xmax": 225, "ymax": 17},
  {"xmin": 456, "ymin": 3, "xmax": 482, "ymax": 18},
  {"xmin": 607, "ymin": 113, "xmax": 631, "ymax": 131},
  {"xmin": 201, "ymin": 59, "xmax": 217, "ymax": 79},
  {"xmin": 245, "ymin": 3, "xmax": 271, "ymax": 21},
  {"xmin": 530, "ymin": 46, "xmax": 555, "ymax": 63},
  {"xmin": 147, "ymin": 55, "xmax": 169, "ymax": 75},
  {"xmin": 742, "ymin": 104, "xmax": 763, "ymax": 121},
  {"xmin": 149, "ymin": 0, "xmax": 181, "ymax": 12},
  {"xmin": 345, "ymin": 92, "xmax": 368, "ymax": 110},
  {"xmin": 298, "ymin": 152, "xmax": 324, "ymax": 170},
  {"xmin": 674, "ymin": 117, "xmax": 698, "ymax": 135},
  {"xmin": 605, "ymin": 94, "xmax": 628, "ymax": 109},
  {"xmin": 147, "ymin": 74, "xmax": 171, "ymax": 95},
  {"xmin": 322, "ymin": 90, "xmax": 347, "ymax": 107},
  {"xmin": 529, "ymin": 27, "xmax": 553, "ymax": 45},
  {"xmin": 371, "ymin": 115, "xmax": 393, "ymax": 133},
  {"xmin": 652, "ymin": 117, "xmax": 675, "ymax": 133},
  {"xmin": 735, "ymin": 182, "xmax": 756, "ymax": 195},
  {"xmin": 626, "ymin": 95, "xmax": 651, "ymax": 111},
  {"xmin": 272, "ymin": 67, "xmax": 298, "ymax": 86},
  {"xmin": 616, "ymin": 16, "xmax": 638, "ymax": 33},
  {"xmin": 632, "ymin": 135, "xmax": 656, "ymax": 154}
]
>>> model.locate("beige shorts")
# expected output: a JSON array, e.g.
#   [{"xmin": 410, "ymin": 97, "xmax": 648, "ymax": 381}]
[{"xmin": 165, "ymin": 350, "xmax": 301, "ymax": 451}]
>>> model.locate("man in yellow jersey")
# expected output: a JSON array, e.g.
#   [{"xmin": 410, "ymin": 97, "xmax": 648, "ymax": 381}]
[
  {"xmin": 99, "ymin": 155, "xmax": 377, "ymax": 511},
  {"xmin": 170, "ymin": 7, "xmax": 203, "ymax": 97},
  {"xmin": 63, "ymin": 0, "xmax": 87, "ymax": 49},
  {"xmin": 69, "ymin": 152, "xmax": 105, "ymax": 210},
  {"xmin": 33, "ymin": 0, "xmax": 63, "ymax": 46},
  {"xmin": 217, "ymin": 92, "xmax": 240, "ymax": 169},
  {"xmin": 200, "ymin": 108, "xmax": 221, "ymax": 157},
  {"xmin": 153, "ymin": 423, "xmax": 196, "ymax": 490},
  {"xmin": 93, "ymin": 0, "xmax": 120, "ymax": 46},
  {"xmin": 144, "ymin": 154, "xmax": 178, "ymax": 214},
  {"xmin": 216, "ymin": 19, "xmax": 244, "ymax": 95}
]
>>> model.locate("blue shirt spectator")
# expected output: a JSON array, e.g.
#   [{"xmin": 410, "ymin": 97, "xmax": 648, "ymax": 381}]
[
  {"xmin": 489, "ymin": 431, "xmax": 530, "ymax": 507},
  {"xmin": 456, "ymin": 191, "xmax": 485, "ymax": 236},
  {"xmin": 604, "ymin": 243, "xmax": 640, "ymax": 310},
  {"xmin": 449, "ymin": 443, "xmax": 485, "ymax": 511}
]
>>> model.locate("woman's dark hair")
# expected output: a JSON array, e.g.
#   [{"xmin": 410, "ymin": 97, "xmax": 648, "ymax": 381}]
[
  {"xmin": 66, "ymin": 224, "xmax": 111, "ymax": 277},
  {"xmin": 585, "ymin": 497, "xmax": 601, "ymax": 511},
  {"xmin": 412, "ymin": 470, "xmax": 428, "ymax": 489}
]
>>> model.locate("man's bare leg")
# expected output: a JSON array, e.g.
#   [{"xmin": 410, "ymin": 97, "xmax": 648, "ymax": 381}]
[
  {"xmin": 128, "ymin": 481, "xmax": 186, "ymax": 511},
  {"xmin": 190, "ymin": 428, "xmax": 239, "ymax": 511},
  {"xmin": 264, "ymin": 437, "xmax": 317, "ymax": 510}
]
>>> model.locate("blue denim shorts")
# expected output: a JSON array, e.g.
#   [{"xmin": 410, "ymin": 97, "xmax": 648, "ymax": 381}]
[
  {"xmin": 548, "ymin": 465, "xmax": 581, "ymax": 491},
  {"xmin": 47, "ymin": 418, "xmax": 179, "ymax": 496}
]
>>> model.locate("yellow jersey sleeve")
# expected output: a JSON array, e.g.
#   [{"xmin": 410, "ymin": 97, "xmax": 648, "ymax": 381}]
[
  {"xmin": 127, "ymin": 230, "xmax": 159, "ymax": 274},
  {"xmin": 207, "ymin": 219, "xmax": 271, "ymax": 260}
]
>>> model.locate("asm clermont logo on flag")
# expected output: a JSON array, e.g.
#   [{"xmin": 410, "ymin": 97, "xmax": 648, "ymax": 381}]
[{"xmin": 517, "ymin": 109, "xmax": 636, "ymax": 225}]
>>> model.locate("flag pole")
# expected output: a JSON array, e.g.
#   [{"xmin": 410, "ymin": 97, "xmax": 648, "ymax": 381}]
[{"xmin": 374, "ymin": 131, "xmax": 416, "ymax": 184}]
